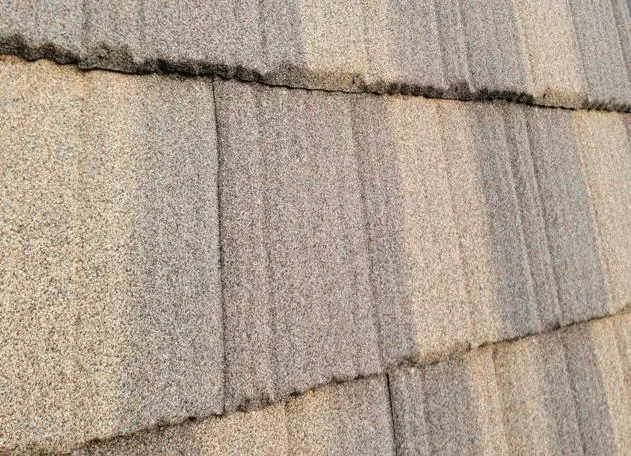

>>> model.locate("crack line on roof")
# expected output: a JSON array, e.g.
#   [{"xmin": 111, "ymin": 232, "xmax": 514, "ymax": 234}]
[
  {"xmin": 210, "ymin": 77, "xmax": 229, "ymax": 416},
  {"xmin": 0, "ymin": 52, "xmax": 629, "ymax": 115}
]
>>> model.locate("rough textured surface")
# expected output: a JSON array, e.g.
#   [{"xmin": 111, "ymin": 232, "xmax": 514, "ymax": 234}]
[
  {"xmin": 3, "ymin": 55, "xmax": 631, "ymax": 454},
  {"xmin": 575, "ymin": 111, "xmax": 631, "ymax": 313},
  {"xmin": 500, "ymin": 104, "xmax": 562, "ymax": 331},
  {"xmin": 286, "ymin": 376, "xmax": 395, "ymax": 456},
  {"xmin": 439, "ymin": 101, "xmax": 542, "ymax": 345},
  {"xmin": 567, "ymin": 0, "xmax": 631, "ymax": 107},
  {"xmin": 524, "ymin": 106, "xmax": 610, "ymax": 324},
  {"xmin": 214, "ymin": 79, "xmax": 382, "ymax": 411},
  {"xmin": 1, "ymin": 1, "xmax": 630, "ymax": 109},
  {"xmin": 390, "ymin": 348, "xmax": 508, "ymax": 456},
  {"xmin": 389, "ymin": 313, "xmax": 631, "ymax": 456},
  {"xmin": 353, "ymin": 95, "xmax": 470, "ymax": 366},
  {"xmin": 72, "ymin": 403, "xmax": 289, "ymax": 456},
  {"xmin": 0, "ymin": 57, "xmax": 223, "ymax": 453}
]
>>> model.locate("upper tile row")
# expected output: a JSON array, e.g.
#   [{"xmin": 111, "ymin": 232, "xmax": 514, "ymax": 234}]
[
  {"xmin": 2, "ymin": 57, "xmax": 631, "ymax": 453},
  {"xmin": 0, "ymin": 0, "xmax": 630, "ymax": 109}
]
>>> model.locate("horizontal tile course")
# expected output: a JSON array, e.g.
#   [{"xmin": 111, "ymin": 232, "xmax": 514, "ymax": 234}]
[
  {"xmin": 1, "ymin": 58, "xmax": 223, "ymax": 453},
  {"xmin": 76, "ymin": 312, "xmax": 631, "ymax": 456},
  {"xmin": 1, "ymin": 0, "xmax": 630, "ymax": 109}
]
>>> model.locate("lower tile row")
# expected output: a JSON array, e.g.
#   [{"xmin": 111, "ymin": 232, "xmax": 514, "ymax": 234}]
[{"xmin": 73, "ymin": 312, "xmax": 631, "ymax": 456}]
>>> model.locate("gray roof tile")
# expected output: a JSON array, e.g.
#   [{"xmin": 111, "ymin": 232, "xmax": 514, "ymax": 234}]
[
  {"xmin": 501, "ymin": 103, "xmax": 563, "ymax": 331},
  {"xmin": 460, "ymin": 0, "xmax": 532, "ymax": 96},
  {"xmin": 214, "ymin": 80, "xmax": 382, "ymax": 410},
  {"xmin": 390, "ymin": 348, "xmax": 508, "ymax": 456},
  {"xmin": 512, "ymin": 0, "xmax": 586, "ymax": 107},
  {"xmin": 563, "ymin": 318, "xmax": 631, "ymax": 454},
  {"xmin": 353, "ymin": 95, "xmax": 471, "ymax": 366},
  {"xmin": 523, "ymin": 106, "xmax": 610, "ymax": 324},
  {"xmin": 438, "ymin": 101, "xmax": 540, "ymax": 345},
  {"xmin": 567, "ymin": 0, "xmax": 631, "ymax": 107},
  {"xmin": 494, "ymin": 333, "xmax": 583, "ymax": 455}
]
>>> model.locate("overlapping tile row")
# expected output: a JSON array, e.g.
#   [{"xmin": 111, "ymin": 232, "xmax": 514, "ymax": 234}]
[
  {"xmin": 71, "ymin": 376, "xmax": 395, "ymax": 456},
  {"xmin": 0, "ymin": 58, "xmax": 223, "ymax": 453},
  {"xmin": 3, "ymin": 59, "xmax": 631, "ymax": 453},
  {"xmin": 217, "ymin": 79, "xmax": 630, "ymax": 411},
  {"xmin": 1, "ymin": 0, "xmax": 630, "ymax": 109},
  {"xmin": 390, "ymin": 312, "xmax": 631, "ymax": 455},
  {"xmin": 71, "ymin": 312, "xmax": 631, "ymax": 456}
]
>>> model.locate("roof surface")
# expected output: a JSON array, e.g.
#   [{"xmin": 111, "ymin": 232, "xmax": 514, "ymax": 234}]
[{"xmin": 1, "ymin": 1, "xmax": 631, "ymax": 455}]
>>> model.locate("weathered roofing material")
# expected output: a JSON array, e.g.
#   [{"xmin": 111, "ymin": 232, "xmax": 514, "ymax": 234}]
[
  {"xmin": 2, "ymin": 56, "xmax": 631, "ymax": 453},
  {"xmin": 215, "ymin": 79, "xmax": 382, "ymax": 412},
  {"xmin": 575, "ymin": 111, "xmax": 631, "ymax": 313},
  {"xmin": 1, "ymin": 58, "xmax": 223, "ymax": 453},
  {"xmin": 73, "ymin": 313, "xmax": 631, "ymax": 455},
  {"xmin": 389, "ymin": 313, "xmax": 631, "ymax": 456},
  {"xmin": 1, "ymin": 1, "xmax": 630, "ymax": 109}
]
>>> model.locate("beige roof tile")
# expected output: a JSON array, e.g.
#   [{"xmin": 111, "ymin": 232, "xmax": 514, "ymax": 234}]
[
  {"xmin": 286, "ymin": 376, "xmax": 395, "ymax": 456},
  {"xmin": 0, "ymin": 58, "xmax": 222, "ymax": 453},
  {"xmin": 575, "ymin": 111, "xmax": 631, "ymax": 313}
]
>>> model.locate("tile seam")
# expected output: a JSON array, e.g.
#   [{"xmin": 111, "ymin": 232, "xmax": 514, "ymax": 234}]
[
  {"xmin": 209, "ymin": 76, "xmax": 228, "ymax": 416},
  {"xmin": 0, "ymin": 53, "xmax": 628, "ymax": 114}
]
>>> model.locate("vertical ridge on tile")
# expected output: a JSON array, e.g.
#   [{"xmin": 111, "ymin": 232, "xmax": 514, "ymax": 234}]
[
  {"xmin": 385, "ymin": 98, "xmax": 470, "ymax": 362},
  {"xmin": 385, "ymin": 0, "xmax": 446, "ymax": 92},
  {"xmin": 567, "ymin": 0, "xmax": 631, "ymax": 106},
  {"xmin": 438, "ymin": 102, "xmax": 497, "ymax": 347},
  {"xmin": 614, "ymin": 314, "xmax": 631, "ymax": 402},
  {"xmin": 286, "ymin": 376, "xmax": 395, "ymax": 456},
  {"xmin": 494, "ymin": 334, "xmax": 580, "ymax": 455},
  {"xmin": 469, "ymin": 104, "xmax": 538, "ymax": 341},
  {"xmin": 389, "ymin": 348, "xmax": 508, "ymax": 455},
  {"xmin": 262, "ymin": 88, "xmax": 381, "ymax": 398},
  {"xmin": 74, "ymin": 68, "xmax": 142, "ymax": 443},
  {"xmin": 500, "ymin": 103, "xmax": 561, "ymax": 331},
  {"xmin": 351, "ymin": 95, "xmax": 418, "ymax": 367},
  {"xmin": 536, "ymin": 333, "xmax": 584, "ymax": 455},
  {"xmin": 563, "ymin": 319, "xmax": 630, "ymax": 454},
  {"xmin": 439, "ymin": 101, "xmax": 538, "ymax": 347},
  {"xmin": 609, "ymin": 0, "xmax": 631, "ymax": 81},
  {"xmin": 524, "ymin": 106, "xmax": 609, "ymax": 324},
  {"xmin": 512, "ymin": 0, "xmax": 585, "ymax": 107},
  {"xmin": 460, "ymin": 0, "xmax": 532, "ymax": 95},
  {"xmin": 575, "ymin": 111, "xmax": 631, "ymax": 313},
  {"xmin": 126, "ymin": 74, "xmax": 223, "ymax": 420},
  {"xmin": 422, "ymin": 355, "xmax": 483, "ymax": 455},
  {"xmin": 466, "ymin": 348, "xmax": 510, "ymax": 455},
  {"xmin": 435, "ymin": 0, "xmax": 473, "ymax": 95},
  {"xmin": 213, "ymin": 79, "xmax": 275, "ymax": 412},
  {"xmin": 388, "ymin": 368, "xmax": 431, "ymax": 456}
]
